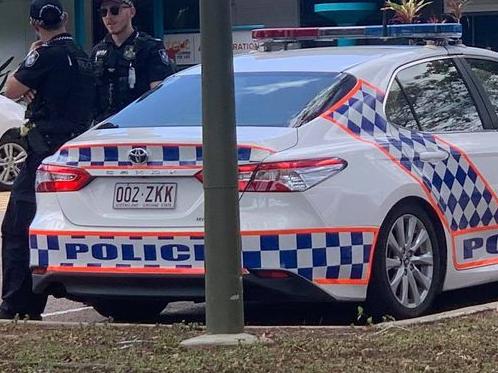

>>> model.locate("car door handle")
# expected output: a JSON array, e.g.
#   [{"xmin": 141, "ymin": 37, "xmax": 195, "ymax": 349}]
[{"xmin": 419, "ymin": 151, "xmax": 449, "ymax": 162}]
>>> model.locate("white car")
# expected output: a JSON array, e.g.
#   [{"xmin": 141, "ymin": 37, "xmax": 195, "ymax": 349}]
[
  {"xmin": 0, "ymin": 95, "xmax": 27, "ymax": 190},
  {"xmin": 29, "ymin": 24, "xmax": 498, "ymax": 320}
]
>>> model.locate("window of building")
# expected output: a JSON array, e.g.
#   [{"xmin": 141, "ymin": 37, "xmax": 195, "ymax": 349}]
[
  {"xmin": 462, "ymin": 14, "xmax": 498, "ymax": 52},
  {"xmin": 164, "ymin": 0, "xmax": 200, "ymax": 32},
  {"xmin": 466, "ymin": 58, "xmax": 498, "ymax": 117},
  {"xmin": 386, "ymin": 59, "xmax": 483, "ymax": 132}
]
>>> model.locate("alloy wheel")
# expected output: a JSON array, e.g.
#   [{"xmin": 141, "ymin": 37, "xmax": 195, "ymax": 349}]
[
  {"xmin": 385, "ymin": 214, "xmax": 434, "ymax": 309},
  {"xmin": 0, "ymin": 142, "xmax": 27, "ymax": 186}
]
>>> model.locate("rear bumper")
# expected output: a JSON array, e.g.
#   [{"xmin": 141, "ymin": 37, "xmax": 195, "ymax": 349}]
[{"xmin": 32, "ymin": 270, "xmax": 335, "ymax": 304}]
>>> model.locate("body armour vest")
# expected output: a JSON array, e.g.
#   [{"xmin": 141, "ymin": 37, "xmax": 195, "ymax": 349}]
[
  {"xmin": 93, "ymin": 32, "xmax": 162, "ymax": 121},
  {"xmin": 26, "ymin": 35, "xmax": 95, "ymax": 136}
]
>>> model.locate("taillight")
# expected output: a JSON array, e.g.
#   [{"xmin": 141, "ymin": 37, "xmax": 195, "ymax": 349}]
[
  {"xmin": 195, "ymin": 158, "xmax": 347, "ymax": 192},
  {"xmin": 36, "ymin": 164, "xmax": 93, "ymax": 192}
]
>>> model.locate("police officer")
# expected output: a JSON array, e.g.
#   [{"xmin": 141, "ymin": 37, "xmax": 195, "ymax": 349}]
[
  {"xmin": 93, "ymin": 0, "xmax": 175, "ymax": 122},
  {"xmin": 1, "ymin": 0, "xmax": 95, "ymax": 320}
]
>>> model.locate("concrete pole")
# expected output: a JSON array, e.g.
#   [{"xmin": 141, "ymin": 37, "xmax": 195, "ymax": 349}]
[{"xmin": 200, "ymin": 0, "xmax": 244, "ymax": 334}]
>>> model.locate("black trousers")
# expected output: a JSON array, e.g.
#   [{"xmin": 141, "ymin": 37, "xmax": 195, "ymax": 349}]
[{"xmin": 0, "ymin": 151, "xmax": 50, "ymax": 315}]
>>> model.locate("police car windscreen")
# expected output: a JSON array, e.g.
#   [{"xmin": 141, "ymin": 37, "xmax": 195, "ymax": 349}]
[{"xmin": 109, "ymin": 72, "xmax": 340, "ymax": 128}]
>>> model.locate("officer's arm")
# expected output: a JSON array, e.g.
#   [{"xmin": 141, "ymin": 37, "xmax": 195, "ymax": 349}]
[
  {"xmin": 4, "ymin": 76, "xmax": 31, "ymax": 100},
  {"xmin": 150, "ymin": 81, "xmax": 161, "ymax": 90},
  {"xmin": 147, "ymin": 40, "xmax": 174, "ymax": 89},
  {"xmin": 12, "ymin": 48, "xmax": 53, "ymax": 100}
]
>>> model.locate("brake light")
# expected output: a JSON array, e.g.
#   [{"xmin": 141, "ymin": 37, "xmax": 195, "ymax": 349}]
[
  {"xmin": 36, "ymin": 164, "xmax": 93, "ymax": 192},
  {"xmin": 195, "ymin": 158, "xmax": 347, "ymax": 192}
]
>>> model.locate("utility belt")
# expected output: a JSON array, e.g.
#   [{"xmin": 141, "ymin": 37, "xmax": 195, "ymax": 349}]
[{"xmin": 21, "ymin": 122, "xmax": 76, "ymax": 155}]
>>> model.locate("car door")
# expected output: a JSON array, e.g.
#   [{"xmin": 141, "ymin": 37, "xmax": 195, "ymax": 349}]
[{"xmin": 385, "ymin": 57, "xmax": 498, "ymax": 275}]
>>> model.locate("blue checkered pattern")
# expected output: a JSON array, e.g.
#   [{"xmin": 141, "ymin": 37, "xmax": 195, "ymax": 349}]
[
  {"xmin": 55, "ymin": 145, "xmax": 273, "ymax": 168},
  {"xmin": 242, "ymin": 231, "xmax": 373, "ymax": 281},
  {"xmin": 29, "ymin": 230, "xmax": 376, "ymax": 282},
  {"xmin": 328, "ymin": 81, "xmax": 498, "ymax": 232}
]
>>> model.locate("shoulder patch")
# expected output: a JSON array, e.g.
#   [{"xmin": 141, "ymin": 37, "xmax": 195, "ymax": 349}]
[
  {"xmin": 159, "ymin": 49, "xmax": 170, "ymax": 65},
  {"xmin": 123, "ymin": 45, "xmax": 136, "ymax": 61},
  {"xmin": 24, "ymin": 50, "xmax": 40, "ymax": 67}
]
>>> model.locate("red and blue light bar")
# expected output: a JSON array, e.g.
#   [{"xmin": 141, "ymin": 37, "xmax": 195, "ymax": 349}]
[{"xmin": 252, "ymin": 23, "xmax": 462, "ymax": 42}]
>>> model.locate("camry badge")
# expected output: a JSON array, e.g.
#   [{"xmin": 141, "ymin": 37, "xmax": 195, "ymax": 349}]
[{"xmin": 128, "ymin": 148, "xmax": 149, "ymax": 165}]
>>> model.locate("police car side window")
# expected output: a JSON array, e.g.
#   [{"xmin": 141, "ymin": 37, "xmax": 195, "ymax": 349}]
[
  {"xmin": 385, "ymin": 79, "xmax": 419, "ymax": 131},
  {"xmin": 466, "ymin": 58, "xmax": 498, "ymax": 117},
  {"xmin": 395, "ymin": 59, "xmax": 483, "ymax": 132}
]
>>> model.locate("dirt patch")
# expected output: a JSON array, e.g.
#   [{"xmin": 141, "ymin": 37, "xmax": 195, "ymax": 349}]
[{"xmin": 0, "ymin": 312, "xmax": 497, "ymax": 372}]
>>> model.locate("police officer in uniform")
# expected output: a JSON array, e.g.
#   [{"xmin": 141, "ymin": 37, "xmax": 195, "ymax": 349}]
[
  {"xmin": 1, "ymin": 0, "xmax": 95, "ymax": 319},
  {"xmin": 93, "ymin": 0, "xmax": 174, "ymax": 122}
]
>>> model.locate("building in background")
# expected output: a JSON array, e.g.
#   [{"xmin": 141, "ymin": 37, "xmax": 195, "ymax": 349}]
[
  {"xmin": 0, "ymin": 0, "xmax": 496, "ymax": 71},
  {"xmin": 458, "ymin": 1, "xmax": 498, "ymax": 51}
]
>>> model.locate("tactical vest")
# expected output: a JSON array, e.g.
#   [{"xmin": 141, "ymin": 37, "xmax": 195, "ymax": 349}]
[
  {"xmin": 94, "ymin": 33, "xmax": 150, "ymax": 120},
  {"xmin": 28, "ymin": 35, "xmax": 95, "ymax": 137}
]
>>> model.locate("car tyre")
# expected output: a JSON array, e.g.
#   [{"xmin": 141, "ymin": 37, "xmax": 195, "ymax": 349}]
[
  {"xmin": 0, "ymin": 137, "xmax": 27, "ymax": 191},
  {"xmin": 367, "ymin": 202, "xmax": 443, "ymax": 319},
  {"xmin": 92, "ymin": 300, "xmax": 168, "ymax": 322}
]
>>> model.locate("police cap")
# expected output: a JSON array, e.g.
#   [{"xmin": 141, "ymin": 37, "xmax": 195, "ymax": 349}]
[
  {"xmin": 30, "ymin": 0, "xmax": 64, "ymax": 27},
  {"xmin": 96, "ymin": 0, "xmax": 135, "ymax": 7}
]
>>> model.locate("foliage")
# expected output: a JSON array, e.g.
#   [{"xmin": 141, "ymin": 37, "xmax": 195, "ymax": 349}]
[
  {"xmin": 0, "ymin": 56, "xmax": 14, "ymax": 93},
  {"xmin": 0, "ymin": 312, "xmax": 496, "ymax": 371},
  {"xmin": 445, "ymin": 0, "xmax": 471, "ymax": 22},
  {"xmin": 383, "ymin": 0, "xmax": 433, "ymax": 24},
  {"xmin": 427, "ymin": 15, "xmax": 445, "ymax": 23}
]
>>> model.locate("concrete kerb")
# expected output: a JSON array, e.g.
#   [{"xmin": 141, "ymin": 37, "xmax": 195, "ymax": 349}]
[
  {"xmin": 0, "ymin": 301, "xmax": 495, "ymax": 330},
  {"xmin": 375, "ymin": 301, "xmax": 498, "ymax": 329}
]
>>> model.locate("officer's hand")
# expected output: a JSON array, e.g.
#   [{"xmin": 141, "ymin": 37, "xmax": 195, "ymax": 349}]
[
  {"xmin": 29, "ymin": 40, "xmax": 44, "ymax": 52},
  {"xmin": 19, "ymin": 125, "xmax": 31, "ymax": 137},
  {"xmin": 21, "ymin": 90, "xmax": 36, "ymax": 104}
]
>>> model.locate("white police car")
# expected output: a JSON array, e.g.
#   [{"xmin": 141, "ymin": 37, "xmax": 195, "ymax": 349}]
[
  {"xmin": 29, "ymin": 24, "xmax": 498, "ymax": 320},
  {"xmin": 0, "ymin": 95, "xmax": 27, "ymax": 190}
]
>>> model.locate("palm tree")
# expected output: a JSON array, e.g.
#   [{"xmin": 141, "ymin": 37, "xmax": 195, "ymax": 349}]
[
  {"xmin": 0, "ymin": 56, "xmax": 14, "ymax": 93},
  {"xmin": 383, "ymin": 0, "xmax": 433, "ymax": 24}
]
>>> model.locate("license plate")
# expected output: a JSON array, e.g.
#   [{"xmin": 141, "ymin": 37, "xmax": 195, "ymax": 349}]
[{"xmin": 113, "ymin": 183, "xmax": 177, "ymax": 209}]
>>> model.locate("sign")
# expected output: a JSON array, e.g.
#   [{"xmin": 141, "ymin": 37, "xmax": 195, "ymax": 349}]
[{"xmin": 164, "ymin": 30, "xmax": 261, "ymax": 65}]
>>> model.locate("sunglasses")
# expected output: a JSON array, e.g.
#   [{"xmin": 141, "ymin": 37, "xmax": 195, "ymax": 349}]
[{"xmin": 99, "ymin": 5, "xmax": 130, "ymax": 18}]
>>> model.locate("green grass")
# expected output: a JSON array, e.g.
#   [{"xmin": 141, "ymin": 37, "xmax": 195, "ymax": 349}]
[{"xmin": 0, "ymin": 312, "xmax": 497, "ymax": 372}]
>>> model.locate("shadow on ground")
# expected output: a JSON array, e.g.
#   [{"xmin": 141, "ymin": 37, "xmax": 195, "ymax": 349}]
[{"xmin": 157, "ymin": 281, "xmax": 498, "ymax": 326}]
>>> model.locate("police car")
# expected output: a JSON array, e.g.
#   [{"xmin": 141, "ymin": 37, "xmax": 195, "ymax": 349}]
[
  {"xmin": 29, "ymin": 23, "xmax": 498, "ymax": 320},
  {"xmin": 0, "ymin": 95, "xmax": 27, "ymax": 191}
]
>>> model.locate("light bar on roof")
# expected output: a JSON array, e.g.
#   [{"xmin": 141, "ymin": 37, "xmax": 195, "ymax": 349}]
[{"xmin": 252, "ymin": 23, "xmax": 462, "ymax": 42}]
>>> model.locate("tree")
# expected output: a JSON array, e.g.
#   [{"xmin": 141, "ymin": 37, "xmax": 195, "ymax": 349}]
[
  {"xmin": 445, "ymin": 0, "xmax": 471, "ymax": 23},
  {"xmin": 383, "ymin": 0, "xmax": 433, "ymax": 24}
]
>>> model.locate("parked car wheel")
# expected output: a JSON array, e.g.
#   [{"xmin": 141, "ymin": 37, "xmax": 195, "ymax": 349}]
[
  {"xmin": 92, "ymin": 300, "xmax": 168, "ymax": 322},
  {"xmin": 0, "ymin": 138, "xmax": 27, "ymax": 191},
  {"xmin": 368, "ymin": 203, "xmax": 443, "ymax": 319}
]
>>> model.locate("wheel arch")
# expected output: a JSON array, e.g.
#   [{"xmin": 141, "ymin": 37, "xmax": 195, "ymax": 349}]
[{"xmin": 371, "ymin": 195, "xmax": 448, "ymax": 289}]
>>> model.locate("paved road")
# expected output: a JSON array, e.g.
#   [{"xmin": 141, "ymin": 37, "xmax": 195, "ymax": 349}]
[{"xmin": 0, "ymin": 191, "xmax": 497, "ymax": 325}]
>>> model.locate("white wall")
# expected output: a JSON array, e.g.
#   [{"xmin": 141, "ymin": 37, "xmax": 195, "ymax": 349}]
[{"xmin": 0, "ymin": 0, "xmax": 34, "ymax": 69}]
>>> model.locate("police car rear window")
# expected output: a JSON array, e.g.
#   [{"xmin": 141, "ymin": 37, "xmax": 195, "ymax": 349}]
[{"xmin": 107, "ymin": 72, "xmax": 343, "ymax": 128}]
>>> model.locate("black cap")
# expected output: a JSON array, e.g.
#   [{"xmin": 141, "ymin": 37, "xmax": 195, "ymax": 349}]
[
  {"xmin": 96, "ymin": 0, "xmax": 134, "ymax": 7},
  {"xmin": 30, "ymin": 0, "xmax": 64, "ymax": 26}
]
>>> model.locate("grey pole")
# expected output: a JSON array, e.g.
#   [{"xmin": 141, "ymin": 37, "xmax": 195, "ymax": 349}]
[{"xmin": 201, "ymin": 0, "xmax": 244, "ymax": 334}]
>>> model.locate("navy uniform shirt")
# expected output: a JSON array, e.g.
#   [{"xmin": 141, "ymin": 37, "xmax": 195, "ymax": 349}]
[
  {"xmin": 92, "ymin": 30, "xmax": 174, "ymax": 121},
  {"xmin": 14, "ymin": 33, "xmax": 95, "ymax": 136}
]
